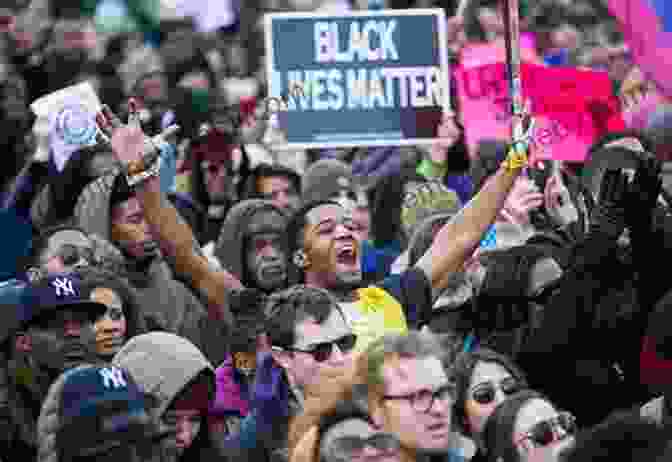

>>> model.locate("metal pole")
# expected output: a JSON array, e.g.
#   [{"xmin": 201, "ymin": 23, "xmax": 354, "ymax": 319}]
[{"xmin": 503, "ymin": 0, "xmax": 524, "ymax": 140}]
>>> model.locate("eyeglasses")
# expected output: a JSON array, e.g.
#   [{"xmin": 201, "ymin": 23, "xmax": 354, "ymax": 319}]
[
  {"xmin": 283, "ymin": 334, "xmax": 357, "ymax": 362},
  {"xmin": 470, "ymin": 378, "xmax": 523, "ymax": 405},
  {"xmin": 515, "ymin": 412, "xmax": 577, "ymax": 449},
  {"xmin": 383, "ymin": 384, "xmax": 456, "ymax": 414},
  {"xmin": 330, "ymin": 433, "xmax": 401, "ymax": 461}
]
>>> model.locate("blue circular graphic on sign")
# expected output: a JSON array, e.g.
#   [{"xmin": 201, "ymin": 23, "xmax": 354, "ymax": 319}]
[{"xmin": 54, "ymin": 104, "xmax": 98, "ymax": 146}]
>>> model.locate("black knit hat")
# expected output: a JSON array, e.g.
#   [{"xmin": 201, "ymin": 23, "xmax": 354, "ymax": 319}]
[
  {"xmin": 301, "ymin": 159, "xmax": 354, "ymax": 206},
  {"xmin": 482, "ymin": 389, "xmax": 546, "ymax": 462}
]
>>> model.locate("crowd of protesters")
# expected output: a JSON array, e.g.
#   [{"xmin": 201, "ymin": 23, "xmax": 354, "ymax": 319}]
[{"xmin": 0, "ymin": 0, "xmax": 672, "ymax": 462}]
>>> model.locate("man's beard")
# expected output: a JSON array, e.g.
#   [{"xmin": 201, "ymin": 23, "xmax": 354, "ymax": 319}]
[{"xmin": 253, "ymin": 263, "xmax": 287, "ymax": 292}]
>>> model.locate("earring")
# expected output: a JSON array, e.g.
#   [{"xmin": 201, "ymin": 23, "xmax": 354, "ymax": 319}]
[{"xmin": 293, "ymin": 251, "xmax": 306, "ymax": 268}]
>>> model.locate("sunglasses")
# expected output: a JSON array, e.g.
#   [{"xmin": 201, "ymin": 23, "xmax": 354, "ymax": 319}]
[
  {"xmin": 42, "ymin": 243, "xmax": 94, "ymax": 268},
  {"xmin": 470, "ymin": 378, "xmax": 523, "ymax": 405},
  {"xmin": 515, "ymin": 412, "xmax": 577, "ymax": 449},
  {"xmin": 286, "ymin": 334, "xmax": 357, "ymax": 362},
  {"xmin": 331, "ymin": 433, "xmax": 401, "ymax": 460}
]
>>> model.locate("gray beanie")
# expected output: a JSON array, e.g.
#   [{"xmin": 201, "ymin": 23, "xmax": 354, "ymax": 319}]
[{"xmin": 301, "ymin": 159, "xmax": 354, "ymax": 205}]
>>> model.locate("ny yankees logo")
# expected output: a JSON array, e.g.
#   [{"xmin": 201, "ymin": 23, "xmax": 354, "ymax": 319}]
[
  {"xmin": 52, "ymin": 277, "xmax": 76, "ymax": 297},
  {"xmin": 99, "ymin": 367, "xmax": 127, "ymax": 389}
]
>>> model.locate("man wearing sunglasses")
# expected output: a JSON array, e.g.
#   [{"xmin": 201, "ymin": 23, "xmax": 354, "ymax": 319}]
[
  {"xmin": 363, "ymin": 331, "xmax": 469, "ymax": 462},
  {"xmin": 227, "ymin": 285, "xmax": 358, "ymax": 462}
]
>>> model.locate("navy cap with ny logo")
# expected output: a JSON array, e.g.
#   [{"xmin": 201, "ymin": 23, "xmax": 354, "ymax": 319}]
[{"xmin": 19, "ymin": 273, "xmax": 107, "ymax": 327}]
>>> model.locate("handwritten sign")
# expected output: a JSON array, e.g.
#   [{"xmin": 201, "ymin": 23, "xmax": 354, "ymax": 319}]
[
  {"xmin": 264, "ymin": 9, "xmax": 450, "ymax": 150},
  {"xmin": 456, "ymin": 63, "xmax": 624, "ymax": 162}
]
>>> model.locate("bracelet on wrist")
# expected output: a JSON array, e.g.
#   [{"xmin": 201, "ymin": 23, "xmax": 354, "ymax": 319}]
[
  {"xmin": 501, "ymin": 142, "xmax": 529, "ymax": 172},
  {"xmin": 122, "ymin": 140, "xmax": 161, "ymax": 178},
  {"xmin": 126, "ymin": 155, "xmax": 161, "ymax": 187}
]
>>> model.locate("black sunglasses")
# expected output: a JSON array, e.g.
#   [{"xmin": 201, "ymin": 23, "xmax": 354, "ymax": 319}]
[
  {"xmin": 48, "ymin": 244, "xmax": 94, "ymax": 268},
  {"xmin": 286, "ymin": 334, "xmax": 357, "ymax": 362},
  {"xmin": 471, "ymin": 378, "xmax": 523, "ymax": 405},
  {"xmin": 516, "ymin": 412, "xmax": 577, "ymax": 449},
  {"xmin": 331, "ymin": 433, "xmax": 401, "ymax": 459}
]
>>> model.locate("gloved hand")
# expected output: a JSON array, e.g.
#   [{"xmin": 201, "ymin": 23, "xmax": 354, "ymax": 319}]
[
  {"xmin": 589, "ymin": 168, "xmax": 628, "ymax": 240},
  {"xmin": 626, "ymin": 152, "xmax": 662, "ymax": 235}
]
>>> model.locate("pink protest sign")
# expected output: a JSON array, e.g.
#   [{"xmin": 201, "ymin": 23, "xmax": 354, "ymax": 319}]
[
  {"xmin": 457, "ymin": 63, "xmax": 624, "ymax": 162},
  {"xmin": 607, "ymin": 0, "xmax": 672, "ymax": 98}
]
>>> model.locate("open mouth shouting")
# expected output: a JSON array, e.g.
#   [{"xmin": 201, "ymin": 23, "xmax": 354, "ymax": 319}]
[{"xmin": 335, "ymin": 241, "xmax": 359, "ymax": 268}]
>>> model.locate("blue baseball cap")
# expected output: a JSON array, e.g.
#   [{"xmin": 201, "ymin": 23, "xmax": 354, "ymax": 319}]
[
  {"xmin": 19, "ymin": 274, "xmax": 107, "ymax": 327},
  {"xmin": 58, "ymin": 365, "xmax": 153, "ymax": 457}
]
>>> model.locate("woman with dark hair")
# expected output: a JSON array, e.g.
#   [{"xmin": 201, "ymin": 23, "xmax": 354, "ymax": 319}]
[
  {"xmin": 482, "ymin": 390, "xmax": 576, "ymax": 462},
  {"xmin": 74, "ymin": 266, "xmax": 146, "ymax": 361},
  {"xmin": 451, "ymin": 348, "xmax": 528, "ymax": 461}
]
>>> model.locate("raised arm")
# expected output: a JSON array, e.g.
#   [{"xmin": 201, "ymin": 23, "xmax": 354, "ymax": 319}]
[
  {"xmin": 415, "ymin": 139, "xmax": 528, "ymax": 293},
  {"xmin": 98, "ymin": 103, "xmax": 241, "ymax": 323}
]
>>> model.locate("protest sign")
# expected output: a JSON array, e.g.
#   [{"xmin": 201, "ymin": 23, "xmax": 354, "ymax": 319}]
[
  {"xmin": 456, "ymin": 63, "xmax": 624, "ymax": 162},
  {"xmin": 31, "ymin": 81, "xmax": 103, "ymax": 171},
  {"xmin": 264, "ymin": 9, "xmax": 449, "ymax": 150}
]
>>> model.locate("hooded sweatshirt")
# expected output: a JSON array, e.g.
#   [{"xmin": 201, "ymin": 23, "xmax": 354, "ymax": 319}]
[
  {"xmin": 73, "ymin": 173, "xmax": 228, "ymax": 365},
  {"xmin": 36, "ymin": 364, "xmax": 152, "ymax": 462},
  {"xmin": 214, "ymin": 199, "xmax": 288, "ymax": 289},
  {"xmin": 112, "ymin": 332, "xmax": 216, "ymax": 462}
]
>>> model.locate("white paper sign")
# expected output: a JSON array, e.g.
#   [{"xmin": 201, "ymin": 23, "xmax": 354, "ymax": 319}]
[{"xmin": 30, "ymin": 82, "xmax": 102, "ymax": 172}]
